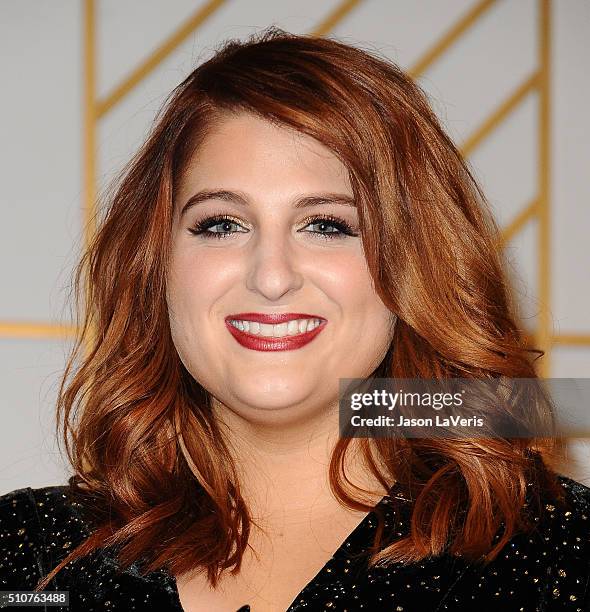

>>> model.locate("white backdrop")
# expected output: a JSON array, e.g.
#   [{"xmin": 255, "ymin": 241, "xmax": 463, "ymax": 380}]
[{"xmin": 1, "ymin": 0, "xmax": 588, "ymax": 494}]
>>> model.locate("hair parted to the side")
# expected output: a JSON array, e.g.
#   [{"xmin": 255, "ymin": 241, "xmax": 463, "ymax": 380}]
[{"xmin": 35, "ymin": 26, "xmax": 567, "ymax": 591}]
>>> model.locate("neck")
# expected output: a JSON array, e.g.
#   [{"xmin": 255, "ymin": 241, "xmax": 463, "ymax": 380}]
[{"xmin": 211, "ymin": 398, "xmax": 392, "ymax": 528}]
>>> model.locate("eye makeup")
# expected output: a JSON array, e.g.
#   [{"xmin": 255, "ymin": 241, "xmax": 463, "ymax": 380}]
[{"xmin": 187, "ymin": 212, "xmax": 359, "ymax": 241}]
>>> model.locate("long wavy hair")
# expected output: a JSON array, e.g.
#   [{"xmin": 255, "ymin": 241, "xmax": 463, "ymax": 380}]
[{"xmin": 36, "ymin": 27, "xmax": 566, "ymax": 590}]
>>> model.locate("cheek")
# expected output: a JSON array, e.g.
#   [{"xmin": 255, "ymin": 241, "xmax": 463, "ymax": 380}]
[
  {"xmin": 320, "ymin": 249, "xmax": 394, "ymax": 354},
  {"xmin": 168, "ymin": 247, "xmax": 237, "ymax": 313},
  {"xmin": 166, "ymin": 251, "xmax": 213, "ymax": 353},
  {"xmin": 166, "ymin": 252, "xmax": 225, "ymax": 384},
  {"xmin": 323, "ymin": 249, "xmax": 382, "ymax": 313}
]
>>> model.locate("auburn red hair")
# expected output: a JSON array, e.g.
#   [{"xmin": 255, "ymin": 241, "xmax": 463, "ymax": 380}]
[{"xmin": 36, "ymin": 27, "xmax": 566, "ymax": 590}]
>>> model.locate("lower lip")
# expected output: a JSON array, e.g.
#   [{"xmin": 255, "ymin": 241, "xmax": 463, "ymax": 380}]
[{"xmin": 225, "ymin": 320, "xmax": 327, "ymax": 351}]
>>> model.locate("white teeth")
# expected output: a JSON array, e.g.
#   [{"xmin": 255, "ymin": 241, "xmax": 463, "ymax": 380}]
[
  {"xmin": 274, "ymin": 322, "xmax": 289, "ymax": 337},
  {"xmin": 229, "ymin": 318, "xmax": 323, "ymax": 338},
  {"xmin": 259, "ymin": 323, "xmax": 274, "ymax": 337}
]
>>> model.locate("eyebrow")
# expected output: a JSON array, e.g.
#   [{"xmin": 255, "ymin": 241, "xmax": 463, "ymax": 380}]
[{"xmin": 180, "ymin": 189, "xmax": 356, "ymax": 217}]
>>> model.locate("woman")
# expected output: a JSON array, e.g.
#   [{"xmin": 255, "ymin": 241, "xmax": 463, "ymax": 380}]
[{"xmin": 1, "ymin": 27, "xmax": 588, "ymax": 612}]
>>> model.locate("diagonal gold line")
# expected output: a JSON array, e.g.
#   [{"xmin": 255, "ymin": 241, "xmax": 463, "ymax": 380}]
[
  {"xmin": 461, "ymin": 73, "xmax": 539, "ymax": 157},
  {"xmin": 310, "ymin": 0, "xmax": 365, "ymax": 36},
  {"xmin": 553, "ymin": 334, "xmax": 590, "ymax": 346},
  {"xmin": 0, "ymin": 322, "xmax": 78, "ymax": 339},
  {"xmin": 97, "ymin": 0, "xmax": 229, "ymax": 117},
  {"xmin": 498, "ymin": 199, "xmax": 539, "ymax": 246},
  {"xmin": 409, "ymin": 0, "xmax": 498, "ymax": 78}
]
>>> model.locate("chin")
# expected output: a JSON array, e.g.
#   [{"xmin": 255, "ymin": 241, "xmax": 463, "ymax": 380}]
[
  {"xmin": 231, "ymin": 379, "xmax": 314, "ymax": 409},
  {"xmin": 244, "ymin": 380, "xmax": 304, "ymax": 401}
]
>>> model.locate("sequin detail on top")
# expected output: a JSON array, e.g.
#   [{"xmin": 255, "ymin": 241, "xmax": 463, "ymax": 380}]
[{"xmin": 0, "ymin": 475, "xmax": 588, "ymax": 611}]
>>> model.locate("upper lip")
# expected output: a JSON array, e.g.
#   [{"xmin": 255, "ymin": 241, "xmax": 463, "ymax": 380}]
[{"xmin": 226, "ymin": 313, "xmax": 325, "ymax": 323}]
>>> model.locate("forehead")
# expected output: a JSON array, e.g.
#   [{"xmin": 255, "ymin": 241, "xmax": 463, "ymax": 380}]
[{"xmin": 177, "ymin": 112, "xmax": 352, "ymax": 198}]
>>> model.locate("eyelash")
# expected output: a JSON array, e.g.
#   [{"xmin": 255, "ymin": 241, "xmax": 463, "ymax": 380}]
[{"xmin": 187, "ymin": 213, "xmax": 359, "ymax": 241}]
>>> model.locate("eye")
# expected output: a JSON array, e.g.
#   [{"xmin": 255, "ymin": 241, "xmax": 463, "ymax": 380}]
[
  {"xmin": 188, "ymin": 215, "xmax": 248, "ymax": 239},
  {"xmin": 187, "ymin": 213, "xmax": 359, "ymax": 241},
  {"xmin": 299, "ymin": 215, "xmax": 359, "ymax": 240}
]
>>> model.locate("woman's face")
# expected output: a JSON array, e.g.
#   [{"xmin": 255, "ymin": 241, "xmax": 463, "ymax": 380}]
[{"xmin": 167, "ymin": 111, "xmax": 396, "ymax": 423}]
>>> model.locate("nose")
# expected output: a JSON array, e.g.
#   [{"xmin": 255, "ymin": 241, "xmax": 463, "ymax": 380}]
[{"xmin": 244, "ymin": 231, "xmax": 305, "ymax": 301}]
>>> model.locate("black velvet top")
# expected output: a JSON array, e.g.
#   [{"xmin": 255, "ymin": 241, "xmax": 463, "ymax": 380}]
[{"xmin": 0, "ymin": 474, "xmax": 589, "ymax": 611}]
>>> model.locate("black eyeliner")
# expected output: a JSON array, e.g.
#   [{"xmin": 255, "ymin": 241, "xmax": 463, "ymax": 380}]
[{"xmin": 187, "ymin": 213, "xmax": 359, "ymax": 239}]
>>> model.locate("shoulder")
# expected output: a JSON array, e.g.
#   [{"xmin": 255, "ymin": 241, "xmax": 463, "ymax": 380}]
[
  {"xmin": 0, "ymin": 484, "xmax": 89, "ymax": 590},
  {"xmin": 0, "ymin": 484, "xmax": 77, "ymax": 533},
  {"xmin": 556, "ymin": 473, "xmax": 590, "ymax": 512},
  {"xmin": 547, "ymin": 472, "xmax": 590, "ymax": 546},
  {"xmin": 0, "ymin": 486, "xmax": 176, "ymax": 608},
  {"xmin": 445, "ymin": 473, "xmax": 590, "ymax": 610},
  {"xmin": 544, "ymin": 473, "xmax": 590, "ymax": 547}
]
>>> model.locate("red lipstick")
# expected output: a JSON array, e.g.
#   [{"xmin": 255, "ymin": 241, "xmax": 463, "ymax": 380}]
[{"xmin": 224, "ymin": 313, "xmax": 327, "ymax": 351}]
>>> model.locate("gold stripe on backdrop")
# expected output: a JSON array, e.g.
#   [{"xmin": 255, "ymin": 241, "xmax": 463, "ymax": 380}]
[
  {"xmin": 408, "ymin": 0, "xmax": 497, "ymax": 79},
  {"xmin": 499, "ymin": 199, "xmax": 539, "ymax": 247},
  {"xmin": 0, "ymin": 323, "xmax": 78, "ymax": 340},
  {"xmin": 83, "ymin": 0, "xmax": 97, "ymax": 353},
  {"xmin": 83, "ymin": 0, "xmax": 97, "ymax": 248},
  {"xmin": 460, "ymin": 72, "xmax": 539, "ymax": 157},
  {"xmin": 310, "ymin": 0, "xmax": 364, "ymax": 36},
  {"xmin": 537, "ymin": 0, "xmax": 552, "ymax": 376},
  {"xmin": 97, "ymin": 0, "xmax": 230, "ymax": 117},
  {"xmin": 554, "ymin": 335, "xmax": 590, "ymax": 347}
]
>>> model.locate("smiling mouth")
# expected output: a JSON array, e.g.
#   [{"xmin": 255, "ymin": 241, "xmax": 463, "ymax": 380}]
[
  {"xmin": 224, "ymin": 314, "xmax": 327, "ymax": 351},
  {"xmin": 227, "ymin": 317, "xmax": 323, "ymax": 338}
]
